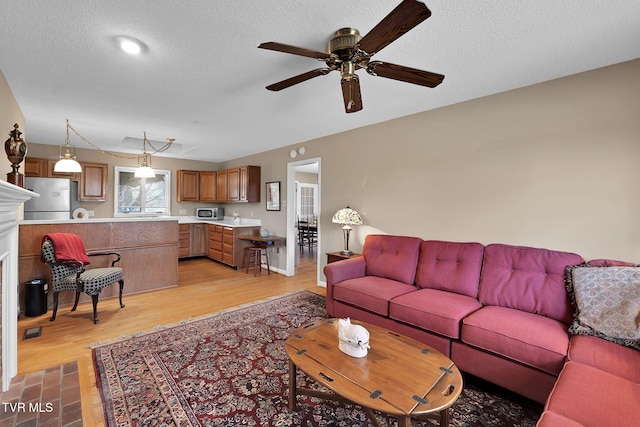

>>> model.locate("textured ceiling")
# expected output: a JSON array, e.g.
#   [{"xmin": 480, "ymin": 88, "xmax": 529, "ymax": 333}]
[{"xmin": 1, "ymin": 0, "xmax": 639, "ymax": 163}]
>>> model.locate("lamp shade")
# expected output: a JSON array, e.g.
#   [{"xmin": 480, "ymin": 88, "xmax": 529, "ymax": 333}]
[
  {"xmin": 54, "ymin": 156, "xmax": 82, "ymax": 173},
  {"xmin": 134, "ymin": 165, "xmax": 155, "ymax": 178},
  {"xmin": 332, "ymin": 206, "xmax": 363, "ymax": 225}
]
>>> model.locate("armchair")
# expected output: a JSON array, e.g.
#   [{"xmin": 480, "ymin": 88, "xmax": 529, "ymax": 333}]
[{"xmin": 41, "ymin": 234, "xmax": 125, "ymax": 324}]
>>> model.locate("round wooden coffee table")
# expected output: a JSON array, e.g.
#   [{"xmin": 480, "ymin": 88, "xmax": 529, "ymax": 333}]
[{"xmin": 285, "ymin": 318, "xmax": 463, "ymax": 427}]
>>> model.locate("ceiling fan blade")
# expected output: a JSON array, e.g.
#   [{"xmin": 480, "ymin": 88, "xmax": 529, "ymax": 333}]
[
  {"xmin": 367, "ymin": 61, "xmax": 444, "ymax": 87},
  {"xmin": 258, "ymin": 41, "xmax": 331, "ymax": 60},
  {"xmin": 265, "ymin": 68, "xmax": 332, "ymax": 91},
  {"xmin": 356, "ymin": 0, "xmax": 431, "ymax": 55},
  {"xmin": 341, "ymin": 76, "xmax": 363, "ymax": 113}
]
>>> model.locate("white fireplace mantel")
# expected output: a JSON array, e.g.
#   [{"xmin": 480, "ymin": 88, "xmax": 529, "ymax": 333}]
[{"xmin": 0, "ymin": 179, "xmax": 38, "ymax": 391}]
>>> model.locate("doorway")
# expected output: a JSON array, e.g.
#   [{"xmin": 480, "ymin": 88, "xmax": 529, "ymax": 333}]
[{"xmin": 286, "ymin": 158, "xmax": 320, "ymax": 283}]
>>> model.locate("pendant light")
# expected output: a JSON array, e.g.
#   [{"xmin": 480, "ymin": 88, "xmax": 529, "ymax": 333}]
[
  {"xmin": 54, "ymin": 120, "xmax": 83, "ymax": 173},
  {"xmin": 134, "ymin": 132, "xmax": 155, "ymax": 178}
]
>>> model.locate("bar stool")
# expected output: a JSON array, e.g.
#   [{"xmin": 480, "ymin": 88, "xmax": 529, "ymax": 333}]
[{"xmin": 245, "ymin": 244, "xmax": 270, "ymax": 276}]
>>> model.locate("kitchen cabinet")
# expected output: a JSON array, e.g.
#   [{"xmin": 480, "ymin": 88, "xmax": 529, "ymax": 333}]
[
  {"xmin": 191, "ymin": 223, "xmax": 207, "ymax": 256},
  {"xmin": 226, "ymin": 165, "xmax": 261, "ymax": 203},
  {"xmin": 239, "ymin": 166, "xmax": 261, "ymax": 202},
  {"xmin": 24, "ymin": 157, "xmax": 46, "ymax": 177},
  {"xmin": 78, "ymin": 162, "xmax": 108, "ymax": 201},
  {"xmin": 177, "ymin": 170, "xmax": 218, "ymax": 202},
  {"xmin": 47, "ymin": 159, "xmax": 79, "ymax": 179},
  {"xmin": 23, "ymin": 157, "xmax": 106, "ymax": 201},
  {"xmin": 199, "ymin": 171, "xmax": 217, "ymax": 202},
  {"xmin": 216, "ymin": 170, "xmax": 228, "ymax": 202},
  {"xmin": 24, "ymin": 156, "xmax": 80, "ymax": 179},
  {"xmin": 177, "ymin": 170, "xmax": 200, "ymax": 202},
  {"xmin": 179, "ymin": 224, "xmax": 191, "ymax": 258},
  {"xmin": 227, "ymin": 168, "xmax": 240, "ymax": 201},
  {"xmin": 179, "ymin": 223, "xmax": 207, "ymax": 259},
  {"xmin": 207, "ymin": 224, "xmax": 260, "ymax": 268},
  {"xmin": 177, "ymin": 166, "xmax": 260, "ymax": 203}
]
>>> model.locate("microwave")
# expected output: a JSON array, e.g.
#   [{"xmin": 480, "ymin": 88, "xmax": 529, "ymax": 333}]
[{"xmin": 196, "ymin": 207, "xmax": 224, "ymax": 220}]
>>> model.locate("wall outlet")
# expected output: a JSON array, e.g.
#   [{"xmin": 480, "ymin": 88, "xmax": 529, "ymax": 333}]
[
  {"xmin": 179, "ymin": 209, "xmax": 187, "ymax": 215},
  {"xmin": 88, "ymin": 210, "xmax": 95, "ymax": 217}
]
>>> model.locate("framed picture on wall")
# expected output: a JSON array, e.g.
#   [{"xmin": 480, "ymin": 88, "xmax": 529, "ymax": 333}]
[{"xmin": 266, "ymin": 181, "xmax": 280, "ymax": 211}]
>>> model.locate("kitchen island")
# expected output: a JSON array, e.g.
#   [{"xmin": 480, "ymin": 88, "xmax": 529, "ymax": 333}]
[{"xmin": 18, "ymin": 217, "xmax": 179, "ymax": 311}]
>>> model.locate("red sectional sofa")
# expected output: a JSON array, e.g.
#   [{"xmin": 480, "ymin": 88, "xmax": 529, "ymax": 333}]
[{"xmin": 324, "ymin": 234, "xmax": 640, "ymax": 426}]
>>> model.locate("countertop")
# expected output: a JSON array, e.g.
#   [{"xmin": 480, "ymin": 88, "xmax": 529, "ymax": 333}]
[
  {"xmin": 20, "ymin": 215, "xmax": 262, "ymax": 228},
  {"xmin": 176, "ymin": 216, "xmax": 262, "ymax": 228}
]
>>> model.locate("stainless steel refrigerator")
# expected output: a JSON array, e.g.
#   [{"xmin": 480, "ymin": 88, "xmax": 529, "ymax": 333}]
[{"xmin": 24, "ymin": 177, "xmax": 79, "ymax": 220}]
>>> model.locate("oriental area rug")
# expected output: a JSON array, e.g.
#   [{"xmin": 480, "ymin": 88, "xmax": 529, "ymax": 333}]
[{"xmin": 92, "ymin": 290, "xmax": 543, "ymax": 426}]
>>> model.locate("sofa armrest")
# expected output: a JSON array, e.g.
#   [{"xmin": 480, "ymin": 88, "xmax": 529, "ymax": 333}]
[{"xmin": 324, "ymin": 257, "xmax": 367, "ymax": 316}]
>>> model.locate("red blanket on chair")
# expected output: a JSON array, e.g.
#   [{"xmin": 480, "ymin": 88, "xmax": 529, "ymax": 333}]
[{"xmin": 42, "ymin": 233, "xmax": 91, "ymax": 265}]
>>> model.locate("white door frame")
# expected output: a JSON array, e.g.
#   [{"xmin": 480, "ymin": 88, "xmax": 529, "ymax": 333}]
[{"xmin": 286, "ymin": 157, "xmax": 321, "ymax": 282}]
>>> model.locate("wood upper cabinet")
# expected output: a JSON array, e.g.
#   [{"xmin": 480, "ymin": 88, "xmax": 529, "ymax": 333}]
[
  {"xmin": 224, "ymin": 165, "xmax": 261, "ymax": 203},
  {"xmin": 216, "ymin": 170, "xmax": 228, "ymax": 202},
  {"xmin": 47, "ymin": 159, "xmax": 80, "ymax": 180},
  {"xmin": 24, "ymin": 157, "xmax": 79, "ymax": 179},
  {"xmin": 177, "ymin": 166, "xmax": 259, "ymax": 203},
  {"xmin": 240, "ymin": 166, "xmax": 261, "ymax": 202},
  {"xmin": 177, "ymin": 170, "xmax": 200, "ymax": 202},
  {"xmin": 23, "ymin": 157, "xmax": 105, "ymax": 201},
  {"xmin": 78, "ymin": 162, "xmax": 108, "ymax": 201},
  {"xmin": 199, "ymin": 171, "xmax": 217, "ymax": 202},
  {"xmin": 227, "ymin": 168, "xmax": 240, "ymax": 202},
  {"xmin": 24, "ymin": 157, "xmax": 46, "ymax": 177}
]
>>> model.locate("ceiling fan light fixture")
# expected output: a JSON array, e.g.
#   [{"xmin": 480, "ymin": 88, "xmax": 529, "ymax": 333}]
[{"xmin": 328, "ymin": 28, "xmax": 362, "ymax": 55}]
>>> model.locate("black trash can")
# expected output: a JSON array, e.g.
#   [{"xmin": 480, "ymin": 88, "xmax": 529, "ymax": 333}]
[{"xmin": 24, "ymin": 279, "xmax": 48, "ymax": 317}]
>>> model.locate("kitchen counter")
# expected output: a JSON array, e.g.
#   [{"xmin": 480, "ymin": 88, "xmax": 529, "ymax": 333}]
[
  {"xmin": 175, "ymin": 216, "xmax": 262, "ymax": 227},
  {"xmin": 20, "ymin": 216, "xmax": 178, "ymax": 225},
  {"xmin": 18, "ymin": 219, "xmax": 179, "ymax": 310},
  {"xmin": 20, "ymin": 215, "xmax": 262, "ymax": 227}
]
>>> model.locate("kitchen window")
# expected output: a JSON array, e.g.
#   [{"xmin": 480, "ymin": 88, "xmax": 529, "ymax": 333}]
[{"xmin": 114, "ymin": 166, "xmax": 171, "ymax": 216}]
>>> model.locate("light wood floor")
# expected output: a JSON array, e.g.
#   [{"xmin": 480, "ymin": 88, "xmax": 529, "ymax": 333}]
[{"xmin": 16, "ymin": 253, "xmax": 324, "ymax": 427}]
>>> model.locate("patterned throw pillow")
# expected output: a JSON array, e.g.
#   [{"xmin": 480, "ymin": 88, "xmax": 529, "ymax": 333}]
[{"xmin": 565, "ymin": 265, "xmax": 640, "ymax": 350}]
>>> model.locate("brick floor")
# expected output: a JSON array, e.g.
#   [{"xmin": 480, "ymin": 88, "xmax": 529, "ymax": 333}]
[{"xmin": 0, "ymin": 362, "xmax": 82, "ymax": 427}]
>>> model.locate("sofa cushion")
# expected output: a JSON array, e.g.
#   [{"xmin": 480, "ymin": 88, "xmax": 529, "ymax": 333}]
[
  {"xmin": 363, "ymin": 235, "xmax": 422, "ymax": 285},
  {"xmin": 478, "ymin": 244, "xmax": 584, "ymax": 324},
  {"xmin": 568, "ymin": 335, "xmax": 640, "ymax": 383},
  {"xmin": 565, "ymin": 265, "xmax": 640, "ymax": 350},
  {"xmin": 389, "ymin": 289, "xmax": 482, "ymax": 339},
  {"xmin": 544, "ymin": 361, "xmax": 640, "ymax": 427},
  {"xmin": 461, "ymin": 306, "xmax": 569, "ymax": 375},
  {"xmin": 332, "ymin": 276, "xmax": 417, "ymax": 316},
  {"xmin": 415, "ymin": 240, "xmax": 484, "ymax": 298},
  {"xmin": 536, "ymin": 411, "xmax": 585, "ymax": 427}
]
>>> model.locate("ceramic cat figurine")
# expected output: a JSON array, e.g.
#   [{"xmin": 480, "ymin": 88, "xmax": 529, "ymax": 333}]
[{"xmin": 337, "ymin": 317, "xmax": 371, "ymax": 358}]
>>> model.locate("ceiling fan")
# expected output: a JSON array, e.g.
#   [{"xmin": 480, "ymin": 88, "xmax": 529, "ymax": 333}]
[{"xmin": 258, "ymin": 0, "xmax": 444, "ymax": 113}]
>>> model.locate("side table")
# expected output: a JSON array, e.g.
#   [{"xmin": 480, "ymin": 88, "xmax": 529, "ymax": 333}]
[{"xmin": 326, "ymin": 251, "xmax": 362, "ymax": 264}]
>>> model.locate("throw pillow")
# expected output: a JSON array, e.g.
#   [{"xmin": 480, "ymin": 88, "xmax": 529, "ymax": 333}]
[{"xmin": 565, "ymin": 265, "xmax": 640, "ymax": 350}]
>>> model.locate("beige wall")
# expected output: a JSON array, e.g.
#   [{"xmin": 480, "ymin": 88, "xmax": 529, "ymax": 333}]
[
  {"xmin": 0, "ymin": 69, "xmax": 25, "ymax": 178},
  {"xmin": 226, "ymin": 59, "xmax": 640, "ymax": 270},
  {"xmin": 4, "ymin": 59, "xmax": 640, "ymax": 275}
]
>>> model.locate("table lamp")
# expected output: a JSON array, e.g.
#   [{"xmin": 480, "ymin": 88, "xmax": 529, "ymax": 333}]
[{"xmin": 332, "ymin": 206, "xmax": 363, "ymax": 255}]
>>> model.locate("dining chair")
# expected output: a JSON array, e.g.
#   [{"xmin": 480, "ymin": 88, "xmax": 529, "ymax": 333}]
[{"xmin": 41, "ymin": 233, "xmax": 125, "ymax": 324}]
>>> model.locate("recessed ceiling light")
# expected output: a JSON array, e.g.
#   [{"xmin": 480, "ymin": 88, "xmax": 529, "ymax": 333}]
[
  {"xmin": 114, "ymin": 36, "xmax": 146, "ymax": 55},
  {"xmin": 120, "ymin": 39, "xmax": 141, "ymax": 54}
]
